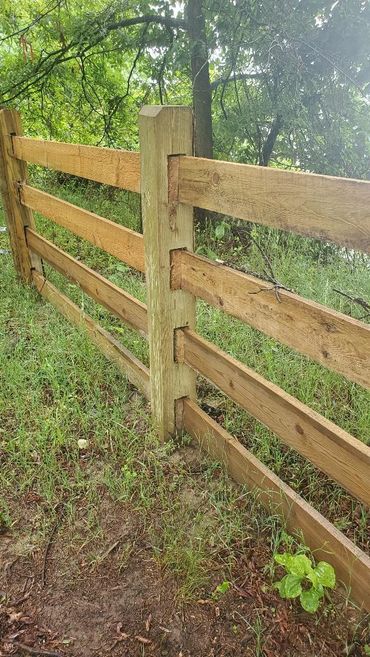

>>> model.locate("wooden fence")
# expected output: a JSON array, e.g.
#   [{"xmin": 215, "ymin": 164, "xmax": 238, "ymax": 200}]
[{"xmin": 1, "ymin": 106, "xmax": 369, "ymax": 611}]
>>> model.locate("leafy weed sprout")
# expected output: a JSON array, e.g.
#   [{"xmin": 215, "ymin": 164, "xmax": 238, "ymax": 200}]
[{"xmin": 274, "ymin": 551, "xmax": 336, "ymax": 613}]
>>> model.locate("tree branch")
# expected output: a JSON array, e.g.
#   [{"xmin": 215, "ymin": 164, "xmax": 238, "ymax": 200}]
[
  {"xmin": 211, "ymin": 72, "xmax": 262, "ymax": 91},
  {"xmin": 0, "ymin": 0, "xmax": 63, "ymax": 43},
  {"xmin": 104, "ymin": 14, "xmax": 187, "ymax": 33},
  {"xmin": 1, "ymin": 12, "xmax": 186, "ymax": 103},
  {"xmin": 96, "ymin": 23, "xmax": 150, "ymax": 145}
]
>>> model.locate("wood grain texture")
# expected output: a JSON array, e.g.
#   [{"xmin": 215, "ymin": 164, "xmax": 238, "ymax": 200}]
[
  {"xmin": 13, "ymin": 136, "xmax": 140, "ymax": 193},
  {"xmin": 21, "ymin": 184, "xmax": 145, "ymax": 272},
  {"xmin": 177, "ymin": 156, "xmax": 370, "ymax": 252},
  {"xmin": 176, "ymin": 329, "xmax": 370, "ymax": 506},
  {"xmin": 182, "ymin": 398, "xmax": 370, "ymax": 611},
  {"xmin": 0, "ymin": 110, "xmax": 42, "ymax": 281},
  {"xmin": 32, "ymin": 271, "xmax": 150, "ymax": 398},
  {"xmin": 171, "ymin": 250, "xmax": 370, "ymax": 389},
  {"xmin": 26, "ymin": 229, "xmax": 148, "ymax": 334},
  {"xmin": 139, "ymin": 106, "xmax": 196, "ymax": 439}
]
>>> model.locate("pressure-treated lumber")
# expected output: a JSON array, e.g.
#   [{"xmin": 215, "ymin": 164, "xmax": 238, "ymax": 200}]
[
  {"xmin": 0, "ymin": 109, "xmax": 42, "ymax": 281},
  {"xmin": 21, "ymin": 184, "xmax": 145, "ymax": 272},
  {"xmin": 32, "ymin": 271, "xmax": 150, "ymax": 398},
  {"xmin": 26, "ymin": 229, "xmax": 148, "ymax": 334},
  {"xmin": 171, "ymin": 250, "xmax": 370, "ymax": 389},
  {"xmin": 139, "ymin": 106, "xmax": 196, "ymax": 439},
  {"xmin": 13, "ymin": 136, "xmax": 140, "ymax": 193},
  {"xmin": 176, "ymin": 329, "xmax": 370, "ymax": 506},
  {"xmin": 182, "ymin": 398, "xmax": 370, "ymax": 611},
  {"xmin": 176, "ymin": 156, "xmax": 370, "ymax": 253}
]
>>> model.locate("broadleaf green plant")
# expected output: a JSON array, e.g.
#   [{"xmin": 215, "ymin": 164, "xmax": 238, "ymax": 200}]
[
  {"xmin": 274, "ymin": 552, "xmax": 335, "ymax": 613},
  {"xmin": 212, "ymin": 580, "xmax": 231, "ymax": 600}
]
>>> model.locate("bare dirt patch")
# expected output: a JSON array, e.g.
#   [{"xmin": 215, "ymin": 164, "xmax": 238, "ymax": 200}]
[{"xmin": 1, "ymin": 489, "xmax": 368, "ymax": 657}]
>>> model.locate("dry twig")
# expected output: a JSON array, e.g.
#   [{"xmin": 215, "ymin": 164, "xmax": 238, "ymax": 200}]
[
  {"xmin": 41, "ymin": 503, "xmax": 65, "ymax": 587},
  {"xmin": 11, "ymin": 641, "xmax": 63, "ymax": 657},
  {"xmin": 333, "ymin": 288, "xmax": 370, "ymax": 320}
]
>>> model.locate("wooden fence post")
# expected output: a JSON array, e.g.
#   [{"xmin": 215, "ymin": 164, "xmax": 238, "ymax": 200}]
[
  {"xmin": 0, "ymin": 109, "xmax": 42, "ymax": 282},
  {"xmin": 139, "ymin": 106, "xmax": 196, "ymax": 440}
]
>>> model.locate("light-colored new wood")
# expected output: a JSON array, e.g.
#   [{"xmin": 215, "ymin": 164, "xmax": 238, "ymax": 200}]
[
  {"xmin": 26, "ymin": 229, "xmax": 148, "ymax": 335},
  {"xmin": 13, "ymin": 136, "xmax": 140, "ymax": 193},
  {"xmin": 139, "ymin": 106, "xmax": 196, "ymax": 439},
  {"xmin": 21, "ymin": 184, "xmax": 145, "ymax": 272},
  {"xmin": 182, "ymin": 398, "xmax": 370, "ymax": 611},
  {"xmin": 176, "ymin": 329, "xmax": 370, "ymax": 506},
  {"xmin": 32, "ymin": 271, "xmax": 150, "ymax": 398},
  {"xmin": 176, "ymin": 156, "xmax": 370, "ymax": 253},
  {"xmin": 0, "ymin": 109, "xmax": 42, "ymax": 281},
  {"xmin": 172, "ymin": 250, "xmax": 370, "ymax": 389}
]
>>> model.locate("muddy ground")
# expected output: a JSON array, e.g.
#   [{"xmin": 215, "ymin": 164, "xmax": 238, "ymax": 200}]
[{"xmin": 1, "ymin": 469, "xmax": 369, "ymax": 657}]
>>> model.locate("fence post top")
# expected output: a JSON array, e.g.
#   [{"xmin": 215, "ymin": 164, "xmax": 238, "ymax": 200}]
[
  {"xmin": 0, "ymin": 107, "xmax": 18, "ymax": 117},
  {"xmin": 139, "ymin": 105, "xmax": 192, "ymax": 119}
]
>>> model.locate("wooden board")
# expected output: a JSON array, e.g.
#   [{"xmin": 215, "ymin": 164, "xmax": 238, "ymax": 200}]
[
  {"xmin": 13, "ymin": 136, "xmax": 140, "ymax": 193},
  {"xmin": 0, "ymin": 109, "xmax": 42, "ymax": 281},
  {"xmin": 32, "ymin": 271, "xmax": 150, "ymax": 398},
  {"xmin": 176, "ymin": 156, "xmax": 370, "ymax": 253},
  {"xmin": 171, "ymin": 250, "xmax": 370, "ymax": 389},
  {"xmin": 176, "ymin": 329, "xmax": 370, "ymax": 506},
  {"xmin": 21, "ymin": 184, "xmax": 145, "ymax": 272},
  {"xmin": 139, "ymin": 106, "xmax": 196, "ymax": 439},
  {"xmin": 26, "ymin": 229, "xmax": 148, "ymax": 335},
  {"xmin": 182, "ymin": 398, "xmax": 370, "ymax": 611}
]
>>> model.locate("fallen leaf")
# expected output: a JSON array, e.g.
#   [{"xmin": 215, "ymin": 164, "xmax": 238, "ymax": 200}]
[
  {"xmin": 145, "ymin": 613, "xmax": 152, "ymax": 633},
  {"xmin": 135, "ymin": 635, "xmax": 152, "ymax": 645},
  {"xmin": 8, "ymin": 611, "xmax": 23, "ymax": 623}
]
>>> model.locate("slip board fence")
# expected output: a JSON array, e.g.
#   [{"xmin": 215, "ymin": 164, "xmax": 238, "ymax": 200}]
[{"xmin": 0, "ymin": 106, "xmax": 369, "ymax": 611}]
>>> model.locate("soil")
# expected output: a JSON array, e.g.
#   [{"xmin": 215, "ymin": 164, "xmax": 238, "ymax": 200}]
[{"xmin": 1, "ymin": 472, "xmax": 369, "ymax": 657}]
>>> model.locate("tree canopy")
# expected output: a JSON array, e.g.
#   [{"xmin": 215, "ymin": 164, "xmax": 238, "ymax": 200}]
[{"xmin": 1, "ymin": 0, "xmax": 369, "ymax": 177}]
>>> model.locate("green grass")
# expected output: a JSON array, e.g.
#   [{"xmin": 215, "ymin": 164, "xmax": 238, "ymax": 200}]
[
  {"xmin": 0, "ymin": 173, "xmax": 369, "ymax": 595},
  {"xmin": 1, "ymin": 208, "xmax": 287, "ymax": 601},
  {"xmin": 29, "ymin": 175, "xmax": 369, "ymax": 544},
  {"xmin": 194, "ymin": 220, "xmax": 370, "ymax": 549}
]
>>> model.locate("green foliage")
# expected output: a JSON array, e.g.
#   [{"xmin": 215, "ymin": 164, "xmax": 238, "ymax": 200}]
[
  {"xmin": 274, "ymin": 552, "xmax": 336, "ymax": 613},
  {"xmin": 212, "ymin": 580, "xmax": 231, "ymax": 599},
  {"xmin": 0, "ymin": 500, "xmax": 12, "ymax": 532},
  {"xmin": 0, "ymin": 1, "xmax": 369, "ymax": 177},
  {"xmin": 214, "ymin": 221, "xmax": 230, "ymax": 241}
]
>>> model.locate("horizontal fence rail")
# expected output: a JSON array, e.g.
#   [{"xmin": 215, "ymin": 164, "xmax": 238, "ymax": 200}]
[
  {"xmin": 175, "ymin": 156, "xmax": 370, "ymax": 253},
  {"xmin": 176, "ymin": 328, "xmax": 370, "ymax": 507},
  {"xmin": 182, "ymin": 398, "xmax": 370, "ymax": 611},
  {"xmin": 26, "ymin": 229, "xmax": 148, "ymax": 334},
  {"xmin": 32, "ymin": 271, "xmax": 150, "ymax": 398},
  {"xmin": 12, "ymin": 136, "xmax": 141, "ymax": 193},
  {"xmin": 171, "ymin": 249, "xmax": 370, "ymax": 389},
  {"xmin": 1, "ymin": 106, "xmax": 369, "ymax": 612},
  {"xmin": 20, "ymin": 185, "xmax": 145, "ymax": 272}
]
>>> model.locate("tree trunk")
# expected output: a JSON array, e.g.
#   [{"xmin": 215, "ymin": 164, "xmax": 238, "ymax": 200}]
[
  {"xmin": 259, "ymin": 114, "xmax": 283, "ymax": 166},
  {"xmin": 186, "ymin": 0, "xmax": 213, "ymax": 159}
]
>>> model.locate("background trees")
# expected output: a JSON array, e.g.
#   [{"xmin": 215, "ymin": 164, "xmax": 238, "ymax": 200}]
[{"xmin": 1, "ymin": 0, "xmax": 369, "ymax": 177}]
